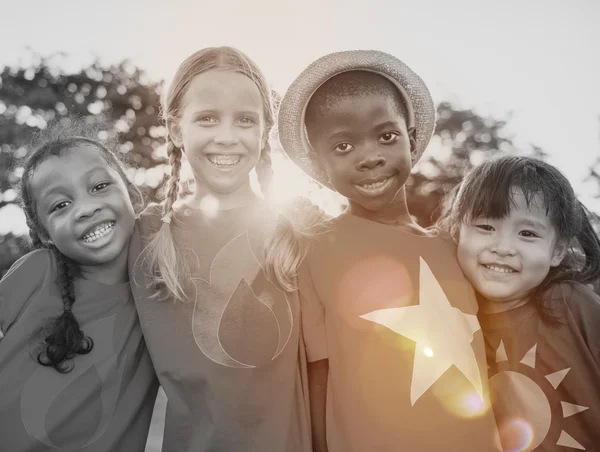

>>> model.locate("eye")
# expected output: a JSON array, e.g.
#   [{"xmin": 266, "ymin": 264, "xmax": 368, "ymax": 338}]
[
  {"xmin": 519, "ymin": 230, "xmax": 540, "ymax": 238},
  {"xmin": 237, "ymin": 116, "xmax": 256, "ymax": 126},
  {"xmin": 333, "ymin": 142, "xmax": 354, "ymax": 154},
  {"xmin": 474, "ymin": 223, "xmax": 494, "ymax": 232},
  {"xmin": 379, "ymin": 132, "xmax": 399, "ymax": 144},
  {"xmin": 92, "ymin": 182, "xmax": 110, "ymax": 192},
  {"xmin": 197, "ymin": 116, "xmax": 217, "ymax": 124},
  {"xmin": 51, "ymin": 201, "xmax": 71, "ymax": 213}
]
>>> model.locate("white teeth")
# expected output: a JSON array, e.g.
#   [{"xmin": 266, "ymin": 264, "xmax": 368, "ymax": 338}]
[
  {"xmin": 359, "ymin": 179, "xmax": 389, "ymax": 189},
  {"xmin": 484, "ymin": 264, "xmax": 516, "ymax": 273},
  {"xmin": 207, "ymin": 155, "xmax": 240, "ymax": 167},
  {"xmin": 82, "ymin": 221, "xmax": 115, "ymax": 243}
]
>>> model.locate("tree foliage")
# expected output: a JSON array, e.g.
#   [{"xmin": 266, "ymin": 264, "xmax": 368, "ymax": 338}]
[{"xmin": 0, "ymin": 57, "xmax": 540, "ymax": 275}]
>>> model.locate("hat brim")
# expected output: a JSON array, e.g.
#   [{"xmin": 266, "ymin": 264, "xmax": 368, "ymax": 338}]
[{"xmin": 277, "ymin": 50, "xmax": 436, "ymax": 190}]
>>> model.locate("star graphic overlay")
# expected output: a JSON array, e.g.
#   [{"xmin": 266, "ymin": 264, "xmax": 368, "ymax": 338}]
[{"xmin": 360, "ymin": 257, "xmax": 483, "ymax": 405}]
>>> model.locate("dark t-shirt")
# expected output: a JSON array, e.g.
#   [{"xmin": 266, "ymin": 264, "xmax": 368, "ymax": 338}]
[
  {"xmin": 0, "ymin": 249, "xmax": 158, "ymax": 452},
  {"xmin": 129, "ymin": 201, "xmax": 311, "ymax": 452},
  {"xmin": 300, "ymin": 213, "xmax": 499, "ymax": 451},
  {"xmin": 480, "ymin": 282, "xmax": 600, "ymax": 451}
]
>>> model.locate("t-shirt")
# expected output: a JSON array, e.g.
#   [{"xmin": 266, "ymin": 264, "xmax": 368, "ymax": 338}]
[
  {"xmin": 479, "ymin": 282, "xmax": 600, "ymax": 451},
  {"xmin": 300, "ymin": 213, "xmax": 499, "ymax": 451},
  {"xmin": 129, "ymin": 200, "xmax": 311, "ymax": 452},
  {"xmin": 0, "ymin": 249, "xmax": 158, "ymax": 452}
]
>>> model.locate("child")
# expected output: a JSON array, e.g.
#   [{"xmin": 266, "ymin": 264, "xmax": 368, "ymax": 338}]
[
  {"xmin": 0, "ymin": 119, "xmax": 158, "ymax": 451},
  {"xmin": 129, "ymin": 47, "xmax": 311, "ymax": 452},
  {"xmin": 441, "ymin": 155, "xmax": 600, "ymax": 451},
  {"xmin": 272, "ymin": 50, "xmax": 499, "ymax": 451}
]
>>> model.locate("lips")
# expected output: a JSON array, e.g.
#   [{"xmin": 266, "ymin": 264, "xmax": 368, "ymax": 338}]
[
  {"xmin": 81, "ymin": 221, "xmax": 116, "ymax": 243},
  {"xmin": 353, "ymin": 175, "xmax": 394, "ymax": 197},
  {"xmin": 206, "ymin": 154, "xmax": 241, "ymax": 168},
  {"xmin": 482, "ymin": 263, "xmax": 518, "ymax": 273}
]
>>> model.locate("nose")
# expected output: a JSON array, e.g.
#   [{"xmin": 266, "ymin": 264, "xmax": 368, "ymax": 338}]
[
  {"xmin": 74, "ymin": 197, "xmax": 103, "ymax": 221},
  {"xmin": 490, "ymin": 233, "xmax": 516, "ymax": 256},
  {"xmin": 213, "ymin": 122, "xmax": 240, "ymax": 147},
  {"xmin": 356, "ymin": 151, "xmax": 385, "ymax": 171}
]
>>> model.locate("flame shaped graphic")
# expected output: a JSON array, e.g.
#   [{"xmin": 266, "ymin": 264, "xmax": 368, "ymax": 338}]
[
  {"xmin": 192, "ymin": 230, "xmax": 293, "ymax": 368},
  {"xmin": 20, "ymin": 312, "xmax": 130, "ymax": 449}
]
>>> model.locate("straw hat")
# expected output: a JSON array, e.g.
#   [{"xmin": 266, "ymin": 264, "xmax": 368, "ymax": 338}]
[{"xmin": 277, "ymin": 50, "xmax": 436, "ymax": 189}]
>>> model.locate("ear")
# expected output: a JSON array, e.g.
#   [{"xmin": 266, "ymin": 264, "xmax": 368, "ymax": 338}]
[
  {"xmin": 38, "ymin": 230, "xmax": 52, "ymax": 246},
  {"xmin": 166, "ymin": 118, "xmax": 184, "ymax": 149},
  {"xmin": 407, "ymin": 127, "xmax": 418, "ymax": 158},
  {"xmin": 550, "ymin": 241, "xmax": 568, "ymax": 267},
  {"xmin": 307, "ymin": 148, "xmax": 330, "ymax": 183}
]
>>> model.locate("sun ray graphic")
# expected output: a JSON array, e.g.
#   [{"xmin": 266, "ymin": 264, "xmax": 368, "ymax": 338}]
[{"xmin": 490, "ymin": 342, "xmax": 588, "ymax": 451}]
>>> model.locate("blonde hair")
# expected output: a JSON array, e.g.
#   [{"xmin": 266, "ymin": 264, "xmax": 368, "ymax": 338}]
[
  {"xmin": 264, "ymin": 197, "xmax": 333, "ymax": 292},
  {"xmin": 142, "ymin": 46, "xmax": 275, "ymax": 302}
]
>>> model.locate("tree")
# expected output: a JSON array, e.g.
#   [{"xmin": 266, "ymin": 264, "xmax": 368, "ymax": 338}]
[
  {"xmin": 406, "ymin": 102, "xmax": 515, "ymax": 227},
  {"xmin": 0, "ymin": 55, "xmax": 166, "ymax": 275},
  {"xmin": 0, "ymin": 56, "xmax": 547, "ymax": 275}
]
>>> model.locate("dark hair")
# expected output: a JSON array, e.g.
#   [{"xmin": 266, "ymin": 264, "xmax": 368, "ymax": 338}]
[
  {"xmin": 304, "ymin": 70, "xmax": 414, "ymax": 149},
  {"xmin": 441, "ymin": 155, "xmax": 600, "ymax": 323},
  {"xmin": 20, "ymin": 117, "xmax": 143, "ymax": 373}
]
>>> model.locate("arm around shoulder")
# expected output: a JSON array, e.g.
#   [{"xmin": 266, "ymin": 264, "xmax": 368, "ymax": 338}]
[{"xmin": 0, "ymin": 249, "xmax": 53, "ymax": 336}]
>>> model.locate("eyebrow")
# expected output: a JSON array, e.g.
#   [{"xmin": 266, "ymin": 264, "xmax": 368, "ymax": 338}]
[
  {"xmin": 327, "ymin": 129, "xmax": 352, "ymax": 141},
  {"xmin": 191, "ymin": 107, "xmax": 261, "ymax": 116},
  {"xmin": 374, "ymin": 120, "xmax": 404, "ymax": 131},
  {"xmin": 327, "ymin": 120, "xmax": 404, "ymax": 141},
  {"xmin": 39, "ymin": 166, "xmax": 111, "ymax": 198},
  {"xmin": 519, "ymin": 218, "xmax": 548, "ymax": 230}
]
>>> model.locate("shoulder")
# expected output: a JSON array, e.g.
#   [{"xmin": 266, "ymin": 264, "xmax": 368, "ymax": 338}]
[
  {"xmin": 546, "ymin": 282, "xmax": 600, "ymax": 336},
  {"xmin": 0, "ymin": 249, "xmax": 55, "ymax": 331},
  {"xmin": 1, "ymin": 249, "xmax": 55, "ymax": 284},
  {"xmin": 426, "ymin": 227, "xmax": 457, "ymax": 249},
  {"xmin": 549, "ymin": 281, "xmax": 600, "ymax": 313},
  {"xmin": 548, "ymin": 281, "xmax": 600, "ymax": 359}
]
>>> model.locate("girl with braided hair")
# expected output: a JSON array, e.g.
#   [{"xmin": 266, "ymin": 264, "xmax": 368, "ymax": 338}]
[
  {"xmin": 0, "ymin": 118, "xmax": 158, "ymax": 451},
  {"xmin": 130, "ymin": 47, "xmax": 311, "ymax": 452}
]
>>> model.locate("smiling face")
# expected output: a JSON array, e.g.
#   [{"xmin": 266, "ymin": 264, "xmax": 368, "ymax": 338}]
[
  {"xmin": 29, "ymin": 145, "xmax": 136, "ymax": 274},
  {"xmin": 457, "ymin": 188, "xmax": 565, "ymax": 312},
  {"xmin": 170, "ymin": 69, "xmax": 266, "ymax": 199},
  {"xmin": 305, "ymin": 72, "xmax": 414, "ymax": 222}
]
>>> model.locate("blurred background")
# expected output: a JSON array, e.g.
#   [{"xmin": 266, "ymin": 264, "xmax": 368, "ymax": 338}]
[
  {"xmin": 1, "ymin": 0, "xmax": 600, "ymax": 276},
  {"xmin": 1, "ymin": 1, "xmax": 599, "ymax": 449}
]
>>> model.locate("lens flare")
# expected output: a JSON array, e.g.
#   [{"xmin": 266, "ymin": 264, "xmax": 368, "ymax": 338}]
[
  {"xmin": 435, "ymin": 384, "xmax": 490, "ymax": 420},
  {"xmin": 496, "ymin": 418, "xmax": 535, "ymax": 452},
  {"xmin": 199, "ymin": 194, "xmax": 220, "ymax": 218}
]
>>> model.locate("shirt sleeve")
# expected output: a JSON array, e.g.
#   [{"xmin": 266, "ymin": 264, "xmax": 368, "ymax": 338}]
[
  {"xmin": 0, "ymin": 249, "xmax": 51, "ymax": 337},
  {"xmin": 562, "ymin": 282, "xmax": 600, "ymax": 366},
  {"xmin": 298, "ymin": 260, "xmax": 328, "ymax": 362}
]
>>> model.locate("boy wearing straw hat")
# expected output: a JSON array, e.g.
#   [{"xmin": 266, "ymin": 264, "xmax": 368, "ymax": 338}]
[{"xmin": 275, "ymin": 50, "xmax": 499, "ymax": 451}]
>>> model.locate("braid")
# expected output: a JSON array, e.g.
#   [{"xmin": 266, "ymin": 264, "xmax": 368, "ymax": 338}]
[
  {"xmin": 16, "ymin": 118, "xmax": 143, "ymax": 372},
  {"xmin": 256, "ymin": 139, "xmax": 274, "ymax": 199},
  {"xmin": 162, "ymin": 138, "xmax": 182, "ymax": 223},
  {"xmin": 27, "ymin": 223, "xmax": 45, "ymax": 250},
  {"xmin": 265, "ymin": 197, "xmax": 332, "ymax": 292},
  {"xmin": 140, "ymin": 135, "xmax": 188, "ymax": 301},
  {"xmin": 37, "ymin": 247, "xmax": 93, "ymax": 373}
]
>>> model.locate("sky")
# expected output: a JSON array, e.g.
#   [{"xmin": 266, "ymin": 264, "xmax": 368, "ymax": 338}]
[{"xmin": 1, "ymin": 0, "xmax": 599, "ymax": 232}]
